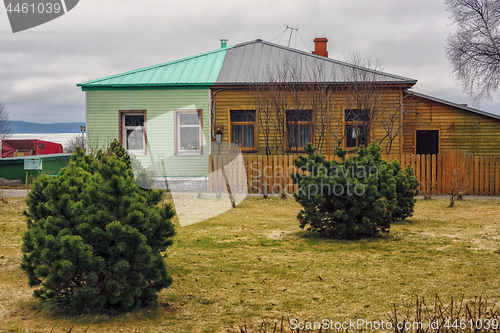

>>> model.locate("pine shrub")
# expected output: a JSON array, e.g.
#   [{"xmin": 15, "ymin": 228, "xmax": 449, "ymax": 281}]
[
  {"xmin": 21, "ymin": 141, "xmax": 176, "ymax": 314},
  {"xmin": 292, "ymin": 141, "xmax": 418, "ymax": 239}
]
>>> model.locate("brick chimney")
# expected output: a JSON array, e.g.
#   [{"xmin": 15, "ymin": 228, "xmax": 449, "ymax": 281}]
[{"xmin": 312, "ymin": 38, "xmax": 328, "ymax": 58}]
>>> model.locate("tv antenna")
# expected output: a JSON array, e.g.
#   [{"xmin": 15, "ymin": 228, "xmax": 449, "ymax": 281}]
[{"xmin": 286, "ymin": 25, "xmax": 298, "ymax": 47}]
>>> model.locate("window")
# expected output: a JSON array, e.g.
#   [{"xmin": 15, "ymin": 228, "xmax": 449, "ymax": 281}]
[
  {"xmin": 120, "ymin": 111, "xmax": 146, "ymax": 155},
  {"xmin": 231, "ymin": 110, "xmax": 256, "ymax": 151},
  {"xmin": 175, "ymin": 110, "xmax": 202, "ymax": 155},
  {"xmin": 287, "ymin": 110, "xmax": 312, "ymax": 151},
  {"xmin": 345, "ymin": 109, "xmax": 370, "ymax": 148}
]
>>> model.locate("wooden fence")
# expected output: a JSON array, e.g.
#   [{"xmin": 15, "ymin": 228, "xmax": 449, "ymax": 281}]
[
  {"xmin": 401, "ymin": 150, "xmax": 500, "ymax": 195},
  {"xmin": 209, "ymin": 150, "xmax": 500, "ymax": 196}
]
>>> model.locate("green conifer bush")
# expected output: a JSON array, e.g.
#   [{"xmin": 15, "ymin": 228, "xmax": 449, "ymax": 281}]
[
  {"xmin": 21, "ymin": 142, "xmax": 176, "ymax": 314},
  {"xmin": 292, "ymin": 141, "xmax": 418, "ymax": 239}
]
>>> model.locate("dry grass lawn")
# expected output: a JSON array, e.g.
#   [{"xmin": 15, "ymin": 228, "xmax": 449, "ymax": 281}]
[{"xmin": 0, "ymin": 195, "xmax": 499, "ymax": 332}]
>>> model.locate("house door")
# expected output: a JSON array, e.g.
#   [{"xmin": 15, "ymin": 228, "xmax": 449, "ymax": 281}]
[{"xmin": 416, "ymin": 130, "xmax": 438, "ymax": 155}]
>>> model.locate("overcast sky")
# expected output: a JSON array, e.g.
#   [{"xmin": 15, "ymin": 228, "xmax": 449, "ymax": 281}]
[{"xmin": 1, "ymin": 0, "xmax": 499, "ymax": 124}]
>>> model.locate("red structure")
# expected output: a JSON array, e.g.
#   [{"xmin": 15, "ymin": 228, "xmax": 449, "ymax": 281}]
[
  {"xmin": 312, "ymin": 37, "xmax": 328, "ymax": 58},
  {"xmin": 1, "ymin": 139, "xmax": 63, "ymax": 158}
]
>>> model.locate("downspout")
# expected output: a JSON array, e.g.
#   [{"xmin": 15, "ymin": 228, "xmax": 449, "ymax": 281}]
[
  {"xmin": 400, "ymin": 87, "xmax": 404, "ymax": 157},
  {"xmin": 210, "ymin": 89, "xmax": 225, "ymax": 139},
  {"xmin": 85, "ymin": 91, "xmax": 88, "ymax": 152}
]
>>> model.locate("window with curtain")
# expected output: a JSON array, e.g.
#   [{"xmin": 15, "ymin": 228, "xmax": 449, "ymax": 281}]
[
  {"xmin": 345, "ymin": 108, "xmax": 370, "ymax": 148},
  {"xmin": 175, "ymin": 110, "xmax": 202, "ymax": 155},
  {"xmin": 287, "ymin": 110, "xmax": 312, "ymax": 151},
  {"xmin": 231, "ymin": 110, "xmax": 256, "ymax": 151},
  {"xmin": 121, "ymin": 111, "xmax": 146, "ymax": 155}
]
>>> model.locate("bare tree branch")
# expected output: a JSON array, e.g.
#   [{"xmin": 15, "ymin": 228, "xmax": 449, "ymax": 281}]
[
  {"xmin": 251, "ymin": 51, "xmax": 415, "ymax": 157},
  {"xmin": 0, "ymin": 103, "xmax": 11, "ymax": 140},
  {"xmin": 342, "ymin": 52, "xmax": 418, "ymax": 154},
  {"xmin": 446, "ymin": 0, "xmax": 500, "ymax": 102},
  {"xmin": 65, "ymin": 132, "xmax": 87, "ymax": 153}
]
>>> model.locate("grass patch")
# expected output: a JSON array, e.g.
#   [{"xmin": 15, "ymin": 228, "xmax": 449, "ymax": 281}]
[{"xmin": 0, "ymin": 196, "xmax": 499, "ymax": 332}]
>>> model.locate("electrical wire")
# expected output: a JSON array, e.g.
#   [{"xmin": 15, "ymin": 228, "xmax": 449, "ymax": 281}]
[
  {"xmin": 271, "ymin": 26, "xmax": 312, "ymax": 53},
  {"xmin": 297, "ymin": 30, "xmax": 311, "ymax": 53},
  {"xmin": 270, "ymin": 27, "xmax": 288, "ymax": 44}
]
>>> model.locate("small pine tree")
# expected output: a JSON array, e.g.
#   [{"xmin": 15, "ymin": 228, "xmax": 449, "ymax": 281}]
[
  {"xmin": 389, "ymin": 161, "xmax": 419, "ymax": 219},
  {"xmin": 292, "ymin": 141, "xmax": 418, "ymax": 239},
  {"xmin": 21, "ymin": 142, "xmax": 176, "ymax": 314}
]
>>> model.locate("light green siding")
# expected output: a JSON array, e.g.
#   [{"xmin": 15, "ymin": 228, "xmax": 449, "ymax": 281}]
[{"xmin": 86, "ymin": 89, "xmax": 210, "ymax": 177}]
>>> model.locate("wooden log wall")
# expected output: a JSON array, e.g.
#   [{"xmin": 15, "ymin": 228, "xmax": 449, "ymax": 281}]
[{"xmin": 213, "ymin": 87, "xmax": 404, "ymax": 158}]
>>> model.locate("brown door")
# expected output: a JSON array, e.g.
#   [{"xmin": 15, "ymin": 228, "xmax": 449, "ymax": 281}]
[{"xmin": 416, "ymin": 130, "xmax": 438, "ymax": 155}]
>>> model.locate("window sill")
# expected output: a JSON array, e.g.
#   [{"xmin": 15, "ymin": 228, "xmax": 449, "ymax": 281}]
[
  {"xmin": 127, "ymin": 150, "xmax": 146, "ymax": 156},
  {"xmin": 176, "ymin": 151, "xmax": 202, "ymax": 156}
]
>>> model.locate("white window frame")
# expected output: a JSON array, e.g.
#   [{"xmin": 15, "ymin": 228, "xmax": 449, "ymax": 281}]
[
  {"xmin": 174, "ymin": 109, "xmax": 203, "ymax": 156},
  {"xmin": 120, "ymin": 110, "xmax": 146, "ymax": 155}
]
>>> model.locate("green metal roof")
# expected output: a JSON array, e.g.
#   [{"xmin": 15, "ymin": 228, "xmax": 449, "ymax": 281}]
[{"xmin": 78, "ymin": 46, "xmax": 233, "ymax": 90}]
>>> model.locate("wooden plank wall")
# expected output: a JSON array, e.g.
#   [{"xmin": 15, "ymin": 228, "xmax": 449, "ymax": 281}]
[
  {"xmin": 209, "ymin": 150, "xmax": 500, "ymax": 196},
  {"xmin": 402, "ymin": 94, "xmax": 500, "ymax": 156},
  {"xmin": 402, "ymin": 94, "xmax": 456, "ymax": 155}
]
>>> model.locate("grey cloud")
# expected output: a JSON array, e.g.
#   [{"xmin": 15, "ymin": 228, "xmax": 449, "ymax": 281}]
[{"xmin": 0, "ymin": 0, "xmax": 498, "ymax": 123}]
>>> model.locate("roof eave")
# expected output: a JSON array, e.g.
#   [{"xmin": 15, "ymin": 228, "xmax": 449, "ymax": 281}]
[
  {"xmin": 406, "ymin": 90, "xmax": 500, "ymax": 121},
  {"xmin": 78, "ymin": 83, "xmax": 214, "ymax": 91},
  {"xmin": 213, "ymin": 80, "xmax": 417, "ymax": 87}
]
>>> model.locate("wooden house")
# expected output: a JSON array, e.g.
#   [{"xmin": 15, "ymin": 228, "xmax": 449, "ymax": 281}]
[
  {"xmin": 402, "ymin": 91, "xmax": 500, "ymax": 156},
  {"xmin": 77, "ymin": 38, "xmax": 500, "ymax": 180}
]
